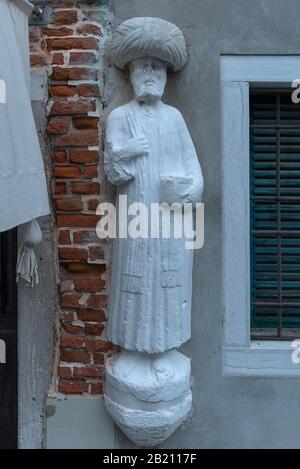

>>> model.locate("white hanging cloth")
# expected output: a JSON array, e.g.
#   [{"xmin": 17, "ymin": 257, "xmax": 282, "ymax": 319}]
[
  {"xmin": 16, "ymin": 218, "xmax": 42, "ymax": 287},
  {"xmin": 0, "ymin": 0, "xmax": 50, "ymax": 232}
]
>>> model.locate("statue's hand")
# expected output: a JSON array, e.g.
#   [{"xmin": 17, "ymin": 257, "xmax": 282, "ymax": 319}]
[{"xmin": 119, "ymin": 136, "xmax": 149, "ymax": 161}]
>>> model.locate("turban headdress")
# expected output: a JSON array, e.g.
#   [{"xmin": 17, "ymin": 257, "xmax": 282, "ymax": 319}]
[{"xmin": 111, "ymin": 17, "xmax": 187, "ymax": 72}]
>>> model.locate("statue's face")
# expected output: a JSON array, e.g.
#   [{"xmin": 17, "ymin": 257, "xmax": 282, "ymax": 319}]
[{"xmin": 129, "ymin": 57, "xmax": 167, "ymax": 104}]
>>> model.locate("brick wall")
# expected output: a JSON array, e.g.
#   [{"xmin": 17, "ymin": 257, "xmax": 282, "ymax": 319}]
[{"xmin": 29, "ymin": 1, "xmax": 116, "ymax": 396}]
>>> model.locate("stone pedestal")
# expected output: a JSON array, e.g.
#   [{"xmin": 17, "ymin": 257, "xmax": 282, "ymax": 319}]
[{"xmin": 104, "ymin": 350, "xmax": 192, "ymax": 447}]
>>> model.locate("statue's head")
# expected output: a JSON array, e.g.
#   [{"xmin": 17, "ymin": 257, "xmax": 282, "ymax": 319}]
[
  {"xmin": 111, "ymin": 17, "xmax": 187, "ymax": 101},
  {"xmin": 129, "ymin": 57, "xmax": 167, "ymax": 104}
]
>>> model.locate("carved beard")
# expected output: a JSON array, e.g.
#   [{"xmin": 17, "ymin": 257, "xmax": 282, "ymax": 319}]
[{"xmin": 133, "ymin": 81, "xmax": 165, "ymax": 104}]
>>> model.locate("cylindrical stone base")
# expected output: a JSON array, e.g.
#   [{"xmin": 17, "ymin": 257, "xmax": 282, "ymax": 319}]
[{"xmin": 104, "ymin": 349, "xmax": 192, "ymax": 447}]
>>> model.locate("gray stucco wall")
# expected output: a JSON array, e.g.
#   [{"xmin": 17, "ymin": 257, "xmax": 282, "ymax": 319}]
[
  {"xmin": 18, "ymin": 70, "xmax": 57, "ymax": 449},
  {"xmin": 46, "ymin": 397, "xmax": 116, "ymax": 449},
  {"xmin": 108, "ymin": 0, "xmax": 300, "ymax": 449}
]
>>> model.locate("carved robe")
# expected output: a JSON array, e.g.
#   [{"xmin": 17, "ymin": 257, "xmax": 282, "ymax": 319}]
[{"xmin": 105, "ymin": 99, "xmax": 203, "ymax": 353}]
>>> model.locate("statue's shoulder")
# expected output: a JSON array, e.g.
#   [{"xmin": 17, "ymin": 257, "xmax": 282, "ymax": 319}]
[
  {"xmin": 161, "ymin": 102, "xmax": 185, "ymax": 122},
  {"xmin": 107, "ymin": 103, "xmax": 131, "ymax": 123}
]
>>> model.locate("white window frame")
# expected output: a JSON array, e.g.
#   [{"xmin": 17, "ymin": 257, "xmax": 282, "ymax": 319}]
[{"xmin": 222, "ymin": 55, "xmax": 300, "ymax": 377}]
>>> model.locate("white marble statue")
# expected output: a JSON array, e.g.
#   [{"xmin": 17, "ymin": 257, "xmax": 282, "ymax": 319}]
[{"xmin": 104, "ymin": 17, "xmax": 204, "ymax": 447}]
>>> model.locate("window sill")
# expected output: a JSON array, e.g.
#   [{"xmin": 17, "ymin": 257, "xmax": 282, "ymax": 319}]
[{"xmin": 223, "ymin": 341, "xmax": 300, "ymax": 377}]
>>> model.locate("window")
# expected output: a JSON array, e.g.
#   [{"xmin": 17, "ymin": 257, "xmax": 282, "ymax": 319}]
[
  {"xmin": 221, "ymin": 56, "xmax": 300, "ymax": 376},
  {"xmin": 250, "ymin": 90, "xmax": 300, "ymax": 339}
]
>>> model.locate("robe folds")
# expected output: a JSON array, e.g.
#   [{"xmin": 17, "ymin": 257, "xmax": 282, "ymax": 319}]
[{"xmin": 105, "ymin": 99, "xmax": 203, "ymax": 353}]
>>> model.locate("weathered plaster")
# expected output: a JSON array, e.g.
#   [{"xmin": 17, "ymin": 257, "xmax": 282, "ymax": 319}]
[
  {"xmin": 46, "ymin": 397, "xmax": 115, "ymax": 449},
  {"xmin": 18, "ymin": 70, "xmax": 57, "ymax": 449}
]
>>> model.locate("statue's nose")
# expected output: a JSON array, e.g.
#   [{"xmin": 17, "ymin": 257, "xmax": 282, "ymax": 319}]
[{"xmin": 146, "ymin": 65, "xmax": 155, "ymax": 76}]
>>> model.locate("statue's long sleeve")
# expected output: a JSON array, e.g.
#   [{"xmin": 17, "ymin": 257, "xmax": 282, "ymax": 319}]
[
  {"xmin": 179, "ymin": 111, "xmax": 204, "ymax": 203},
  {"xmin": 160, "ymin": 108, "xmax": 204, "ymax": 205},
  {"xmin": 104, "ymin": 110, "xmax": 135, "ymax": 186}
]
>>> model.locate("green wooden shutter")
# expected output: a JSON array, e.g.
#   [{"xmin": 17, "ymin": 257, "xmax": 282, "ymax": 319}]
[{"xmin": 250, "ymin": 90, "xmax": 300, "ymax": 338}]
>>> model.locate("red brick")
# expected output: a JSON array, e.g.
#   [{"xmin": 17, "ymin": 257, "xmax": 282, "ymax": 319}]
[
  {"xmin": 75, "ymin": 278, "xmax": 104, "ymax": 293},
  {"xmin": 63, "ymin": 323, "xmax": 83, "ymax": 334},
  {"xmin": 58, "ymin": 381, "xmax": 88, "ymax": 394},
  {"xmin": 52, "ymin": 66, "xmax": 97, "ymax": 81},
  {"xmin": 77, "ymin": 309, "xmax": 106, "ymax": 322},
  {"xmin": 30, "ymin": 53, "xmax": 48, "ymax": 67},
  {"xmin": 67, "ymin": 67, "xmax": 97, "ymax": 81},
  {"xmin": 86, "ymin": 294, "xmax": 107, "ymax": 309},
  {"xmin": 61, "ymin": 335, "xmax": 85, "ymax": 349},
  {"xmin": 58, "ymin": 230, "xmax": 71, "ymax": 245},
  {"xmin": 47, "ymin": 37, "xmax": 98, "ymax": 51},
  {"xmin": 84, "ymin": 323, "xmax": 105, "ymax": 336},
  {"xmin": 64, "ymin": 263, "xmax": 105, "ymax": 276},
  {"xmin": 51, "ymin": 67, "xmax": 69, "ymax": 81},
  {"xmin": 54, "ymin": 182, "xmax": 67, "ymax": 195},
  {"xmin": 59, "ymin": 248, "xmax": 88, "ymax": 261},
  {"xmin": 47, "ymin": 118, "xmax": 69, "ymax": 135},
  {"xmin": 57, "ymin": 215, "xmax": 99, "ymax": 228},
  {"xmin": 69, "ymin": 150, "xmax": 99, "ymax": 164},
  {"xmin": 73, "ymin": 366, "xmax": 104, "ymax": 379},
  {"xmin": 91, "ymin": 383, "xmax": 103, "ymax": 395},
  {"xmin": 78, "ymin": 83, "xmax": 100, "ymax": 97},
  {"xmin": 43, "ymin": 27, "xmax": 73, "ymax": 37},
  {"xmin": 50, "ymin": 100, "xmax": 96, "ymax": 116},
  {"xmin": 72, "ymin": 230, "xmax": 99, "ymax": 243},
  {"xmin": 50, "ymin": 85, "xmax": 77, "ymax": 97},
  {"xmin": 53, "ymin": 150, "xmax": 68, "ymax": 163},
  {"xmin": 69, "ymin": 51, "xmax": 97, "ymax": 65},
  {"xmin": 93, "ymin": 353, "xmax": 105, "ymax": 365},
  {"xmin": 77, "ymin": 24, "xmax": 102, "ymax": 36},
  {"xmin": 60, "ymin": 349, "xmax": 90, "ymax": 364},
  {"xmin": 85, "ymin": 339, "xmax": 112, "ymax": 353},
  {"xmin": 61, "ymin": 292, "xmax": 82, "ymax": 308},
  {"xmin": 58, "ymin": 367, "xmax": 72, "ymax": 379},
  {"xmin": 83, "ymin": 165, "xmax": 98, "ymax": 178},
  {"xmin": 52, "ymin": 10, "xmax": 78, "ymax": 25},
  {"xmin": 72, "ymin": 182, "xmax": 100, "ymax": 195},
  {"xmin": 72, "ymin": 231, "xmax": 85, "ymax": 243},
  {"xmin": 52, "ymin": 53, "xmax": 64, "ymax": 65},
  {"xmin": 72, "ymin": 117, "xmax": 98, "ymax": 130},
  {"xmin": 89, "ymin": 246, "xmax": 104, "ymax": 261},
  {"xmin": 55, "ymin": 198, "xmax": 83, "ymax": 211},
  {"xmin": 87, "ymin": 198, "xmax": 99, "ymax": 211},
  {"xmin": 54, "ymin": 166, "xmax": 81, "ymax": 178},
  {"xmin": 54, "ymin": 130, "xmax": 98, "ymax": 147}
]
